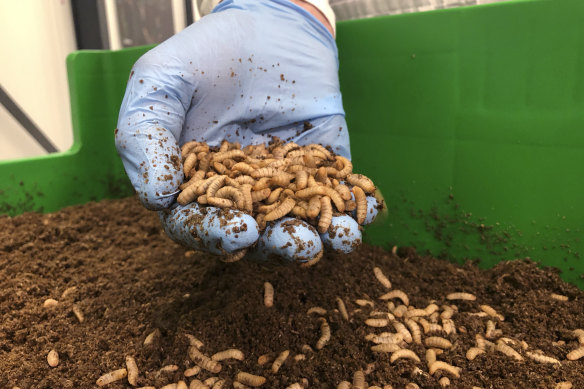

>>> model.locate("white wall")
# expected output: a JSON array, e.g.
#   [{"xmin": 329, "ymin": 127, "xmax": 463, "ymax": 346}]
[{"xmin": 0, "ymin": 1, "xmax": 77, "ymax": 161}]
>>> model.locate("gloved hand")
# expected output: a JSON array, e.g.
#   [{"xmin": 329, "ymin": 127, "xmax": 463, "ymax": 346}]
[{"xmin": 115, "ymin": 0, "xmax": 381, "ymax": 264}]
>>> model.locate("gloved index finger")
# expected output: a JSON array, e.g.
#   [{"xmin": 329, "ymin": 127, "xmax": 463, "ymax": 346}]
[{"xmin": 115, "ymin": 47, "xmax": 196, "ymax": 210}]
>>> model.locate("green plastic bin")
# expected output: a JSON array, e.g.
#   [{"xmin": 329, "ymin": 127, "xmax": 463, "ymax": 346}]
[{"xmin": 1, "ymin": 0, "xmax": 582, "ymax": 288}]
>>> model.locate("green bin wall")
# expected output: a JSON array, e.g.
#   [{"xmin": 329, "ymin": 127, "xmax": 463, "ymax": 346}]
[{"xmin": 0, "ymin": 0, "xmax": 582, "ymax": 288}]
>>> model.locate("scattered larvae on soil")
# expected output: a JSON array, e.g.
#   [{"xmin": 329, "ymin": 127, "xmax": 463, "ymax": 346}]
[
  {"xmin": 177, "ymin": 141, "xmax": 377, "ymax": 243},
  {"xmin": 236, "ymin": 372, "xmax": 267, "ymax": 387},
  {"xmin": 96, "ymin": 368, "xmax": 128, "ymax": 387},
  {"xmin": 263, "ymin": 282, "xmax": 274, "ymax": 308}
]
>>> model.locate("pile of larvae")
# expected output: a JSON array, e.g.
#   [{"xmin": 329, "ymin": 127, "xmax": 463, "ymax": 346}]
[{"xmin": 177, "ymin": 140, "xmax": 376, "ymax": 234}]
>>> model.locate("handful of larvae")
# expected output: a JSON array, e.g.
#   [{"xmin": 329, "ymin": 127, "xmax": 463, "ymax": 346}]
[{"xmin": 177, "ymin": 140, "xmax": 376, "ymax": 233}]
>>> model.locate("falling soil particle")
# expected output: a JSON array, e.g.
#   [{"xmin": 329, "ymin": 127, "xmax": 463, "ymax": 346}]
[{"xmin": 0, "ymin": 197, "xmax": 583, "ymax": 388}]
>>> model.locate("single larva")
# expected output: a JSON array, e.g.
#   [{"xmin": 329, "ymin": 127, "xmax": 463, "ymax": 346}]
[
  {"xmin": 353, "ymin": 186, "xmax": 368, "ymax": 224},
  {"xmin": 318, "ymin": 196, "xmax": 333, "ymax": 233},
  {"xmin": 424, "ymin": 337, "xmax": 453, "ymax": 349},
  {"xmin": 392, "ymin": 305, "xmax": 408, "ymax": 318},
  {"xmin": 96, "ymin": 368, "xmax": 128, "ymax": 387},
  {"xmin": 551, "ymin": 293, "xmax": 569, "ymax": 301},
  {"xmin": 336, "ymin": 297, "xmax": 349, "ymax": 321},
  {"xmin": 346, "ymin": 173, "xmax": 375, "ymax": 193},
  {"xmin": 265, "ymin": 197, "xmax": 296, "ymax": 221},
  {"xmin": 485, "ymin": 320, "xmax": 500, "ymax": 339},
  {"xmin": 555, "ymin": 382, "xmax": 573, "ymax": 389},
  {"xmin": 371, "ymin": 343, "xmax": 401, "ymax": 353},
  {"xmin": 405, "ymin": 319, "xmax": 422, "ymax": 344},
  {"xmin": 271, "ymin": 350, "xmax": 290, "ymax": 373},
  {"xmin": 446, "ymin": 292, "xmax": 476, "ymax": 301},
  {"xmin": 316, "ymin": 318, "xmax": 331, "ymax": 350},
  {"xmin": 373, "ymin": 267, "xmax": 392, "ymax": 289},
  {"xmin": 160, "ymin": 384, "xmax": 178, "ymax": 389},
  {"xmin": 72, "ymin": 304, "xmax": 84, "ymax": 323},
  {"xmin": 466, "ymin": 347, "xmax": 486, "ymax": 360},
  {"xmin": 525, "ymin": 351, "xmax": 561, "ymax": 364},
  {"xmin": 184, "ymin": 366, "xmax": 201, "ymax": 377},
  {"xmin": 43, "ymin": 298, "xmax": 58, "ymax": 308},
  {"xmin": 442, "ymin": 319, "xmax": 456, "ymax": 335},
  {"xmin": 495, "ymin": 340, "xmax": 523, "ymax": 361},
  {"xmin": 293, "ymin": 354, "xmax": 306, "ymax": 361},
  {"xmin": 307, "ymin": 306, "xmax": 327, "ymax": 315},
  {"xmin": 424, "ymin": 303, "xmax": 439, "ymax": 315},
  {"xmin": 405, "ymin": 383, "xmax": 420, "ymax": 389},
  {"xmin": 306, "ymin": 195, "xmax": 321, "ymax": 219},
  {"xmin": 429, "ymin": 361, "xmax": 461, "ymax": 378},
  {"xmin": 211, "ymin": 380, "xmax": 226, "ymax": 389},
  {"xmin": 211, "ymin": 349, "xmax": 245, "ymax": 361},
  {"xmin": 365, "ymin": 318, "xmax": 389, "ymax": 327},
  {"xmin": 379, "ymin": 290, "xmax": 409, "ymax": 306},
  {"xmin": 438, "ymin": 377, "xmax": 450, "ymax": 388},
  {"xmin": 404, "ymin": 309, "xmax": 428, "ymax": 318},
  {"xmin": 159, "ymin": 364, "xmax": 179, "ymax": 373},
  {"xmin": 390, "ymin": 349, "xmax": 421, "ymax": 363},
  {"xmin": 337, "ymin": 381, "xmax": 351, "ymax": 389},
  {"xmin": 355, "ymin": 299, "xmax": 375, "ymax": 307},
  {"xmin": 393, "ymin": 321, "xmax": 413, "ymax": 343},
  {"xmin": 47, "ymin": 349, "xmax": 59, "ymax": 367},
  {"xmin": 236, "ymin": 372, "xmax": 267, "ymax": 387},
  {"xmin": 183, "ymin": 153, "xmax": 198, "ymax": 176},
  {"xmin": 125, "ymin": 356, "xmax": 138, "ymax": 385},
  {"xmin": 177, "ymin": 381, "xmax": 188, "ymax": 389},
  {"xmin": 185, "ymin": 334, "xmax": 204, "ymax": 349},
  {"xmin": 203, "ymin": 377, "xmax": 220, "ymax": 386},
  {"xmin": 188, "ymin": 346, "xmax": 222, "ymax": 373},
  {"xmin": 480, "ymin": 305, "xmax": 505, "ymax": 321},
  {"xmin": 352, "ymin": 370, "xmax": 365, "ymax": 389},
  {"xmin": 566, "ymin": 346, "xmax": 584, "ymax": 360},
  {"xmin": 366, "ymin": 332, "xmax": 404, "ymax": 344},
  {"xmin": 440, "ymin": 306, "xmax": 454, "ymax": 320},
  {"xmin": 257, "ymin": 353, "xmax": 273, "ymax": 366},
  {"xmin": 189, "ymin": 380, "xmax": 209, "ymax": 389},
  {"xmin": 264, "ymin": 282, "xmax": 274, "ymax": 308},
  {"xmin": 426, "ymin": 349, "xmax": 436, "ymax": 368}
]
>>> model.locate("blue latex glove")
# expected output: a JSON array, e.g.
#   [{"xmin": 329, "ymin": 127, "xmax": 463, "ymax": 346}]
[{"xmin": 115, "ymin": 0, "xmax": 378, "ymax": 263}]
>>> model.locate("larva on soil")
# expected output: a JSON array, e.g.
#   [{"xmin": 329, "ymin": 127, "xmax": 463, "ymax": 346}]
[
  {"xmin": 429, "ymin": 361, "xmax": 461, "ymax": 378},
  {"xmin": 125, "ymin": 356, "xmax": 138, "ymax": 385},
  {"xmin": 264, "ymin": 282, "xmax": 274, "ymax": 307},
  {"xmin": 390, "ymin": 349, "xmax": 420, "ymax": 363},
  {"xmin": 336, "ymin": 297, "xmax": 349, "ymax": 321},
  {"xmin": 425, "ymin": 336, "xmax": 453, "ymax": 349},
  {"xmin": 316, "ymin": 318, "xmax": 331, "ymax": 350},
  {"xmin": 236, "ymin": 372, "xmax": 267, "ymax": 387},
  {"xmin": 446, "ymin": 292, "xmax": 476, "ymax": 301},
  {"xmin": 379, "ymin": 290, "xmax": 409, "ymax": 306},
  {"xmin": 271, "ymin": 350, "xmax": 290, "ymax": 373},
  {"xmin": 211, "ymin": 349, "xmax": 245, "ymax": 361},
  {"xmin": 373, "ymin": 267, "xmax": 392, "ymax": 289},
  {"xmin": 96, "ymin": 368, "xmax": 127, "ymax": 387}
]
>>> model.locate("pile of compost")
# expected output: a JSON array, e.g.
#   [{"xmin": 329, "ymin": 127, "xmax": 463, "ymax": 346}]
[{"xmin": 0, "ymin": 197, "xmax": 582, "ymax": 388}]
